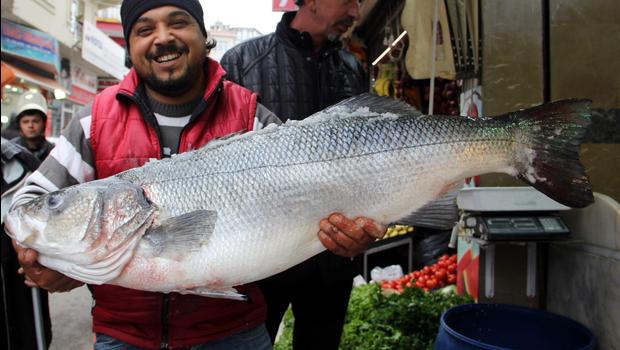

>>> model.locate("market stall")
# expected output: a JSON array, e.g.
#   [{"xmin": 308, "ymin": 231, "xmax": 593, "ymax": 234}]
[{"xmin": 276, "ymin": 0, "xmax": 618, "ymax": 349}]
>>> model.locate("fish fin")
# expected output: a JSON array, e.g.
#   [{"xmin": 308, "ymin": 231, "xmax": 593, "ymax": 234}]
[
  {"xmin": 178, "ymin": 287, "xmax": 248, "ymax": 301},
  {"xmin": 321, "ymin": 93, "xmax": 422, "ymax": 116},
  {"xmin": 502, "ymin": 99, "xmax": 594, "ymax": 208},
  {"xmin": 144, "ymin": 210, "xmax": 217, "ymax": 258},
  {"xmin": 394, "ymin": 185, "xmax": 460, "ymax": 230}
]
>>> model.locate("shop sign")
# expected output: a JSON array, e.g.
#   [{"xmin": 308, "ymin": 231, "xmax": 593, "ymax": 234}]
[
  {"xmin": 97, "ymin": 77, "xmax": 119, "ymax": 93},
  {"xmin": 82, "ymin": 21, "xmax": 128, "ymax": 80},
  {"xmin": 1, "ymin": 19, "xmax": 60, "ymax": 74},
  {"xmin": 68, "ymin": 63, "xmax": 98, "ymax": 105},
  {"xmin": 272, "ymin": 0, "xmax": 298, "ymax": 12},
  {"xmin": 69, "ymin": 85, "xmax": 96, "ymax": 105},
  {"xmin": 71, "ymin": 64, "xmax": 98, "ymax": 93}
]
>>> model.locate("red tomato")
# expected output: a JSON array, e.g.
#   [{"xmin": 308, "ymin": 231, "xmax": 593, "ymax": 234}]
[
  {"xmin": 412, "ymin": 271, "xmax": 421, "ymax": 279},
  {"xmin": 415, "ymin": 280, "xmax": 425, "ymax": 288},
  {"xmin": 418, "ymin": 275, "xmax": 427, "ymax": 283},
  {"xmin": 435, "ymin": 270, "xmax": 447, "ymax": 281},
  {"xmin": 448, "ymin": 264, "xmax": 457, "ymax": 273},
  {"xmin": 450, "ymin": 255, "xmax": 457, "ymax": 263},
  {"xmin": 447, "ymin": 274, "xmax": 457, "ymax": 284},
  {"xmin": 440, "ymin": 254, "xmax": 449, "ymax": 261},
  {"xmin": 423, "ymin": 266, "xmax": 431, "ymax": 274},
  {"xmin": 405, "ymin": 282, "xmax": 413, "ymax": 288},
  {"xmin": 426, "ymin": 278, "xmax": 438, "ymax": 289}
]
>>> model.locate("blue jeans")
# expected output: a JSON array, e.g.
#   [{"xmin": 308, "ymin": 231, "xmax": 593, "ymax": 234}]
[{"xmin": 94, "ymin": 324, "xmax": 272, "ymax": 350}]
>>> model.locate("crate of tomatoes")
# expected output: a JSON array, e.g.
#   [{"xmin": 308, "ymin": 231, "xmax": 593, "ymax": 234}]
[{"xmin": 381, "ymin": 254, "xmax": 457, "ymax": 293}]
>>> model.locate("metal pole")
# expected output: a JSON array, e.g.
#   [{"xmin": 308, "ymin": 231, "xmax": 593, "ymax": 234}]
[
  {"xmin": 428, "ymin": 0, "xmax": 440, "ymax": 115},
  {"xmin": 31, "ymin": 287, "xmax": 46, "ymax": 350}
]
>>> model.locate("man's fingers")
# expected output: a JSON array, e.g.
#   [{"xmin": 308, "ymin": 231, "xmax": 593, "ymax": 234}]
[
  {"xmin": 354, "ymin": 217, "xmax": 386, "ymax": 239},
  {"xmin": 328, "ymin": 214, "xmax": 365, "ymax": 240},
  {"xmin": 17, "ymin": 247, "xmax": 39, "ymax": 267},
  {"xmin": 318, "ymin": 230, "xmax": 347, "ymax": 256},
  {"xmin": 320, "ymin": 218, "xmax": 358, "ymax": 251}
]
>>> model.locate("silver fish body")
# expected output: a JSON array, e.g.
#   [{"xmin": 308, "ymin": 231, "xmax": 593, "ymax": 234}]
[{"xmin": 5, "ymin": 94, "xmax": 593, "ymax": 299}]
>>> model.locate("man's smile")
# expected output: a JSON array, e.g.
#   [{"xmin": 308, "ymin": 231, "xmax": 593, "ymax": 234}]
[{"xmin": 154, "ymin": 52, "xmax": 182, "ymax": 63}]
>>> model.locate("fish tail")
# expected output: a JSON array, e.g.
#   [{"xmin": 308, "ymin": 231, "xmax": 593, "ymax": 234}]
[{"xmin": 502, "ymin": 99, "xmax": 594, "ymax": 208}]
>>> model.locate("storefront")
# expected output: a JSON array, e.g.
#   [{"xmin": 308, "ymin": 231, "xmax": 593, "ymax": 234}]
[{"xmin": 1, "ymin": 18, "xmax": 69, "ymax": 137}]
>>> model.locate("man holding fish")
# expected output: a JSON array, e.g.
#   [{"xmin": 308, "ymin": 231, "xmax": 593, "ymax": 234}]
[{"xmin": 6, "ymin": 1, "xmax": 384, "ymax": 349}]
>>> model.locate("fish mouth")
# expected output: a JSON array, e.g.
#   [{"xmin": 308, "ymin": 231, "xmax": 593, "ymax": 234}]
[
  {"xmin": 3, "ymin": 209, "xmax": 38, "ymax": 246},
  {"xmin": 3, "ymin": 213, "xmax": 18, "ymax": 240}
]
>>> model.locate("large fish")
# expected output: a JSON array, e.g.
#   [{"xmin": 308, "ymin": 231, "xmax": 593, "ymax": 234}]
[{"xmin": 4, "ymin": 94, "xmax": 593, "ymax": 300}]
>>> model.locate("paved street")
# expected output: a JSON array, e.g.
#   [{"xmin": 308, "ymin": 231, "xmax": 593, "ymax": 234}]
[{"xmin": 48, "ymin": 286, "xmax": 93, "ymax": 350}]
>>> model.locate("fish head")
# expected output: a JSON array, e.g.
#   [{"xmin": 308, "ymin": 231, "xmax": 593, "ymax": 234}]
[{"xmin": 5, "ymin": 178, "xmax": 155, "ymax": 263}]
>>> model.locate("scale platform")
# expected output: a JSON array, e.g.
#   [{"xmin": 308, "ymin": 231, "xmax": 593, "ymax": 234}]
[{"xmin": 457, "ymin": 187, "xmax": 571, "ymax": 241}]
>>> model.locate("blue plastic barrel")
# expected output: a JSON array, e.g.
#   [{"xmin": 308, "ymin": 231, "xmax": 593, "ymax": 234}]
[{"xmin": 434, "ymin": 303, "xmax": 595, "ymax": 350}]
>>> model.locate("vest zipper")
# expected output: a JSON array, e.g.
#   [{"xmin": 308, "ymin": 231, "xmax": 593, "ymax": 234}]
[
  {"xmin": 176, "ymin": 84, "xmax": 222, "ymax": 153},
  {"xmin": 160, "ymin": 294, "xmax": 170, "ymax": 349}
]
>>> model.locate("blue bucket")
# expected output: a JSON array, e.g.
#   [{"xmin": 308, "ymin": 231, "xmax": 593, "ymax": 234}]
[{"xmin": 434, "ymin": 303, "xmax": 595, "ymax": 350}]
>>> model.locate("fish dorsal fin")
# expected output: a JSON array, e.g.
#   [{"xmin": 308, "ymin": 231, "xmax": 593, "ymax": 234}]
[
  {"xmin": 394, "ymin": 185, "xmax": 461, "ymax": 230},
  {"xmin": 299, "ymin": 93, "xmax": 422, "ymax": 124},
  {"xmin": 143, "ymin": 210, "xmax": 217, "ymax": 259},
  {"xmin": 325, "ymin": 93, "xmax": 421, "ymax": 116}
]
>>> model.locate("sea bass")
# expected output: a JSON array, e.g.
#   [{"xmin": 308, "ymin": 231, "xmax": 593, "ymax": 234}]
[{"xmin": 4, "ymin": 94, "xmax": 593, "ymax": 300}]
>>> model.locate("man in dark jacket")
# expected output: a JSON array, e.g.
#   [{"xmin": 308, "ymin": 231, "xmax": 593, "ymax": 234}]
[
  {"xmin": 1, "ymin": 138, "xmax": 52, "ymax": 350},
  {"xmin": 221, "ymin": 1, "xmax": 369, "ymax": 349}
]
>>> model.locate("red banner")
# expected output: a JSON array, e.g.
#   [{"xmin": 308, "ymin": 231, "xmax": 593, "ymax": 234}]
[{"xmin": 272, "ymin": 0, "xmax": 298, "ymax": 12}]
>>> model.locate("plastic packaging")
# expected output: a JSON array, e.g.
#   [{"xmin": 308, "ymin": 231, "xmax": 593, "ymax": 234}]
[{"xmin": 370, "ymin": 264, "xmax": 404, "ymax": 283}]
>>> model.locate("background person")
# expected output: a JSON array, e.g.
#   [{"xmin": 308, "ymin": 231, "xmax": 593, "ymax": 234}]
[
  {"xmin": 10, "ymin": 91, "xmax": 53, "ymax": 162},
  {"xmin": 1, "ymin": 137, "xmax": 51, "ymax": 350},
  {"xmin": 221, "ymin": 0, "xmax": 370, "ymax": 348}
]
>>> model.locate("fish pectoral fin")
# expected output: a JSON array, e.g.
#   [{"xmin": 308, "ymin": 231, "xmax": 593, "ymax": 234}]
[
  {"xmin": 178, "ymin": 287, "xmax": 248, "ymax": 301},
  {"xmin": 143, "ymin": 210, "xmax": 217, "ymax": 257},
  {"xmin": 394, "ymin": 186, "xmax": 461, "ymax": 230}
]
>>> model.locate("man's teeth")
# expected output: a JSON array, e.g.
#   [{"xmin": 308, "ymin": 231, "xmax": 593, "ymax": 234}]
[{"xmin": 155, "ymin": 53, "xmax": 181, "ymax": 63}]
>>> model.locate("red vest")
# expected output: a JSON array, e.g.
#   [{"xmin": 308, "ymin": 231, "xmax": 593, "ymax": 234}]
[{"xmin": 89, "ymin": 58, "xmax": 266, "ymax": 350}]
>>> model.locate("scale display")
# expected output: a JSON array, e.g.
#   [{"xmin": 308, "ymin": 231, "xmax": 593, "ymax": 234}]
[{"xmin": 471, "ymin": 215, "xmax": 570, "ymax": 241}]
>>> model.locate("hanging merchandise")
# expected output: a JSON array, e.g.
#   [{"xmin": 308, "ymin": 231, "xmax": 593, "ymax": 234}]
[
  {"xmin": 460, "ymin": 78, "xmax": 482, "ymax": 118},
  {"xmin": 374, "ymin": 63, "xmax": 399, "ymax": 97},
  {"xmin": 401, "ymin": 0, "xmax": 456, "ymax": 80}
]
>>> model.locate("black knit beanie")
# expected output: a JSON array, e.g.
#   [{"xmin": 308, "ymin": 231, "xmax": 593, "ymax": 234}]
[{"xmin": 121, "ymin": 0, "xmax": 208, "ymax": 53}]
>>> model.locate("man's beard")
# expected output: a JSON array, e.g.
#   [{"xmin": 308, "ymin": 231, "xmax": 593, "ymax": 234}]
[{"xmin": 143, "ymin": 65, "xmax": 196, "ymax": 97}]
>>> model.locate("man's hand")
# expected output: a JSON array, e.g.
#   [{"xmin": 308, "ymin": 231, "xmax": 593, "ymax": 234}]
[
  {"xmin": 318, "ymin": 213, "xmax": 386, "ymax": 258},
  {"xmin": 12, "ymin": 240, "xmax": 84, "ymax": 292}
]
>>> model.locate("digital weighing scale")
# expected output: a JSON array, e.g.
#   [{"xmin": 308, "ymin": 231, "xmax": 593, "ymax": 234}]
[
  {"xmin": 454, "ymin": 187, "xmax": 573, "ymax": 307},
  {"xmin": 457, "ymin": 186, "xmax": 572, "ymax": 241}
]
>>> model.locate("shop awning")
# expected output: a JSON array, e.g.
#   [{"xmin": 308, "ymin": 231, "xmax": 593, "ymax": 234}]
[
  {"xmin": 1, "ymin": 62, "xmax": 16, "ymax": 86},
  {"xmin": 2, "ymin": 61, "xmax": 70, "ymax": 96}
]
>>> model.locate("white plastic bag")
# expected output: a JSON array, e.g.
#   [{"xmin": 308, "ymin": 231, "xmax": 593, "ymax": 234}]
[{"xmin": 370, "ymin": 265, "xmax": 404, "ymax": 283}]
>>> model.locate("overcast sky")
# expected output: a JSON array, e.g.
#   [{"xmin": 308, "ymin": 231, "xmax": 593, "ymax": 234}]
[{"xmin": 200, "ymin": 0, "xmax": 285, "ymax": 35}]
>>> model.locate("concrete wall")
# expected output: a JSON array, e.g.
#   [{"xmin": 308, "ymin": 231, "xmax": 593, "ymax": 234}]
[
  {"xmin": 480, "ymin": 1, "xmax": 620, "ymax": 348},
  {"xmin": 551, "ymin": 194, "xmax": 620, "ymax": 350},
  {"xmin": 481, "ymin": 0, "xmax": 544, "ymax": 116},
  {"xmin": 480, "ymin": 0, "xmax": 620, "ymax": 203},
  {"xmin": 11, "ymin": 0, "xmax": 75, "ymax": 47}
]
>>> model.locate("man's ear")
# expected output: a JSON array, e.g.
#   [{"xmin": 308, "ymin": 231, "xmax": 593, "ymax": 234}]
[{"xmin": 308, "ymin": 0, "xmax": 317, "ymax": 13}]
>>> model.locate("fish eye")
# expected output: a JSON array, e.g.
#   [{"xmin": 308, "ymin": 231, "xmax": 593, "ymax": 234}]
[{"xmin": 46, "ymin": 195, "xmax": 63, "ymax": 209}]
